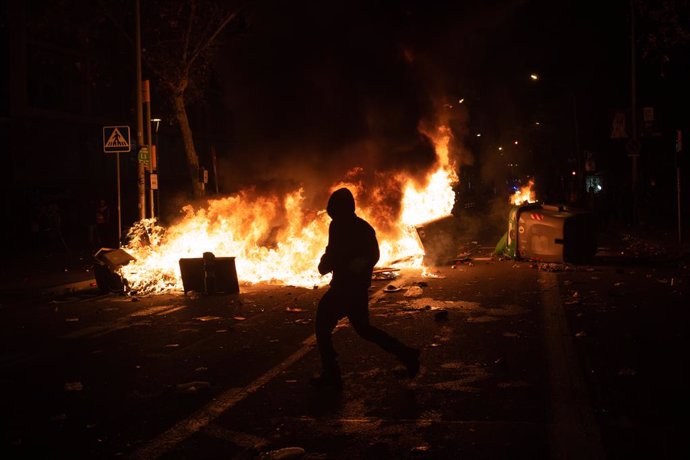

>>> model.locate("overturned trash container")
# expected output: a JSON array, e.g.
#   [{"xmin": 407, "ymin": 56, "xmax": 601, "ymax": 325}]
[
  {"xmin": 415, "ymin": 215, "xmax": 462, "ymax": 266},
  {"xmin": 93, "ymin": 247, "xmax": 136, "ymax": 293},
  {"xmin": 179, "ymin": 252, "xmax": 239, "ymax": 295},
  {"xmin": 506, "ymin": 203, "xmax": 597, "ymax": 263}
]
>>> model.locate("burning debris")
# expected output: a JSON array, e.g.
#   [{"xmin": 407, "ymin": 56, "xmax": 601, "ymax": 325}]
[{"xmin": 510, "ymin": 179, "xmax": 536, "ymax": 206}]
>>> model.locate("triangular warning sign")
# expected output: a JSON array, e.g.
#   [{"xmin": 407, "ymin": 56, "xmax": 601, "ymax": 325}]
[{"xmin": 105, "ymin": 128, "xmax": 129, "ymax": 148}]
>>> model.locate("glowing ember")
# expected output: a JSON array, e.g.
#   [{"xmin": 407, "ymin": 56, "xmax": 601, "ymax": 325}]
[
  {"xmin": 120, "ymin": 126, "xmax": 459, "ymax": 294},
  {"xmin": 510, "ymin": 180, "xmax": 536, "ymax": 205}
]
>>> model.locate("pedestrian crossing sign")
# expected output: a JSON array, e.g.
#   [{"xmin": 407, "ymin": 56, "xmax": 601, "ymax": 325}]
[{"xmin": 103, "ymin": 126, "xmax": 131, "ymax": 153}]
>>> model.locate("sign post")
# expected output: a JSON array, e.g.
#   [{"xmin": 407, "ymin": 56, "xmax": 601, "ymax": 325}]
[
  {"xmin": 676, "ymin": 129, "xmax": 683, "ymax": 243},
  {"xmin": 103, "ymin": 125, "xmax": 131, "ymax": 246},
  {"xmin": 143, "ymin": 80, "xmax": 155, "ymax": 218}
]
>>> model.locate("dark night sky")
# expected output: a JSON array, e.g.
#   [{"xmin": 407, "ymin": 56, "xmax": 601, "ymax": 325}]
[{"xmin": 211, "ymin": 0, "xmax": 635, "ymax": 200}]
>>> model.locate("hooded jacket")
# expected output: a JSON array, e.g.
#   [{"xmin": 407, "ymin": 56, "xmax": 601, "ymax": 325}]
[{"xmin": 318, "ymin": 188, "xmax": 379, "ymax": 289}]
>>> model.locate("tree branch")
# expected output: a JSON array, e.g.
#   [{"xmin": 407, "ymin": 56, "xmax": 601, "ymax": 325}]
[
  {"xmin": 97, "ymin": 0, "xmax": 133, "ymax": 46},
  {"xmin": 188, "ymin": 9, "xmax": 240, "ymax": 66},
  {"xmin": 182, "ymin": 0, "xmax": 197, "ymax": 63}
]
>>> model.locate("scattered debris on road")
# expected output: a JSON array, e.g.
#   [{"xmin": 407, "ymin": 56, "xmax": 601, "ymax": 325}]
[
  {"xmin": 175, "ymin": 381, "xmax": 211, "ymax": 393},
  {"xmin": 372, "ymin": 267, "xmax": 400, "ymax": 280},
  {"xmin": 64, "ymin": 381, "xmax": 83, "ymax": 391},
  {"xmin": 194, "ymin": 316, "xmax": 222, "ymax": 322},
  {"xmin": 404, "ymin": 286, "xmax": 423, "ymax": 297}
]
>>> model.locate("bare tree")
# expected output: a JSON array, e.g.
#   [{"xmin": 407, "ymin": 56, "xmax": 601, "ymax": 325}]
[
  {"xmin": 99, "ymin": 0, "xmax": 245, "ymax": 197},
  {"xmin": 142, "ymin": 0, "xmax": 244, "ymax": 197},
  {"xmin": 636, "ymin": 0, "xmax": 690, "ymax": 69}
]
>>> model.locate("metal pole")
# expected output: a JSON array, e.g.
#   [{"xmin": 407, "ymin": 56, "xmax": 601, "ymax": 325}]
[
  {"xmin": 676, "ymin": 129, "xmax": 682, "ymax": 243},
  {"xmin": 630, "ymin": 0, "xmax": 639, "ymax": 222},
  {"xmin": 116, "ymin": 152, "xmax": 122, "ymax": 247},
  {"xmin": 677, "ymin": 163, "xmax": 682, "ymax": 244},
  {"xmin": 144, "ymin": 80, "xmax": 154, "ymax": 218},
  {"xmin": 135, "ymin": 0, "xmax": 146, "ymax": 220}
]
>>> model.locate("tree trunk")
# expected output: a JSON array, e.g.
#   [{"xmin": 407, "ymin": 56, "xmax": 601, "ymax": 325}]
[{"xmin": 172, "ymin": 91, "xmax": 204, "ymax": 198}]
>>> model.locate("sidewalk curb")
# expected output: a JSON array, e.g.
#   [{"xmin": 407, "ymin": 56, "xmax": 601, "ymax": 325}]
[
  {"xmin": 40, "ymin": 279, "xmax": 98, "ymax": 297},
  {"xmin": 0, "ymin": 278, "xmax": 97, "ymax": 298}
]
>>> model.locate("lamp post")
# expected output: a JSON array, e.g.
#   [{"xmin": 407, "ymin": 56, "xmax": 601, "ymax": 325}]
[{"xmin": 134, "ymin": 0, "xmax": 145, "ymax": 220}]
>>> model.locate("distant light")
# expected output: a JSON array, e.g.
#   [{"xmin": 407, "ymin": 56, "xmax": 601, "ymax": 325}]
[
  {"xmin": 514, "ymin": 140, "xmax": 519, "ymax": 145},
  {"xmin": 596, "ymin": 185, "xmax": 603, "ymax": 191},
  {"xmin": 535, "ymin": 121, "xmax": 541, "ymax": 126},
  {"xmin": 458, "ymin": 98, "xmax": 465, "ymax": 104},
  {"xmin": 571, "ymin": 171, "xmax": 577, "ymax": 176},
  {"xmin": 498, "ymin": 146, "xmax": 503, "ymax": 151},
  {"xmin": 476, "ymin": 133, "xmax": 482, "ymax": 137},
  {"xmin": 530, "ymin": 73, "xmax": 539, "ymax": 81},
  {"xmin": 151, "ymin": 118, "xmax": 162, "ymax": 122}
]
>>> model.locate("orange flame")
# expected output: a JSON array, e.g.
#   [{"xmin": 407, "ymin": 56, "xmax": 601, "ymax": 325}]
[
  {"xmin": 510, "ymin": 180, "xmax": 536, "ymax": 205},
  {"xmin": 120, "ymin": 127, "xmax": 458, "ymax": 294}
]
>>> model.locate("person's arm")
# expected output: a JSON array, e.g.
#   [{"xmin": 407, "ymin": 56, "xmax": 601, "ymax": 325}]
[{"xmin": 318, "ymin": 224, "xmax": 335, "ymax": 275}]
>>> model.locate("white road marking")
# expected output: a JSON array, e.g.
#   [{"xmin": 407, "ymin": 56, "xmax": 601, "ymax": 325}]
[
  {"xmin": 157, "ymin": 306, "xmax": 185, "ymax": 316},
  {"xmin": 131, "ymin": 305, "xmax": 180, "ymax": 317},
  {"xmin": 539, "ymin": 271, "xmax": 606, "ymax": 459},
  {"xmin": 61, "ymin": 305, "xmax": 186, "ymax": 339}
]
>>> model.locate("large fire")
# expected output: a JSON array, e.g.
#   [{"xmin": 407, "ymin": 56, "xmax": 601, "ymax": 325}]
[{"xmin": 120, "ymin": 126, "xmax": 458, "ymax": 294}]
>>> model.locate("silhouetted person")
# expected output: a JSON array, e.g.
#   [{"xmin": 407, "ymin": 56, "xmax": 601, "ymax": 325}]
[
  {"xmin": 93, "ymin": 199, "xmax": 112, "ymax": 248},
  {"xmin": 310, "ymin": 188, "xmax": 420, "ymax": 388}
]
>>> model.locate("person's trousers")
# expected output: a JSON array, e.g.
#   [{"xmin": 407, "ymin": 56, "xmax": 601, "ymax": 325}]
[{"xmin": 315, "ymin": 286, "xmax": 412, "ymax": 373}]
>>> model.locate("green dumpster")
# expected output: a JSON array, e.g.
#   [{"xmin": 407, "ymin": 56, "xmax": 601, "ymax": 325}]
[{"xmin": 499, "ymin": 203, "xmax": 597, "ymax": 263}]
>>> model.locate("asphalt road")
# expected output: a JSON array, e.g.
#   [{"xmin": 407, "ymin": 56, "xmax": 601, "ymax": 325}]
[{"xmin": 1, "ymin": 249, "xmax": 687, "ymax": 459}]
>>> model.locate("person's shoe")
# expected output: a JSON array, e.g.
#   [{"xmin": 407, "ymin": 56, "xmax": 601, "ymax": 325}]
[
  {"xmin": 309, "ymin": 370, "xmax": 342, "ymax": 389},
  {"xmin": 401, "ymin": 348, "xmax": 421, "ymax": 379}
]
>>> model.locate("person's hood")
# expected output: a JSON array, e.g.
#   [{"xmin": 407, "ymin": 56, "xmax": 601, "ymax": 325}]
[{"xmin": 326, "ymin": 188, "xmax": 356, "ymax": 220}]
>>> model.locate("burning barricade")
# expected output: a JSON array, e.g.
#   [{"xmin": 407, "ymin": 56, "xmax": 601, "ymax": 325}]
[{"xmin": 94, "ymin": 124, "xmax": 463, "ymax": 296}]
